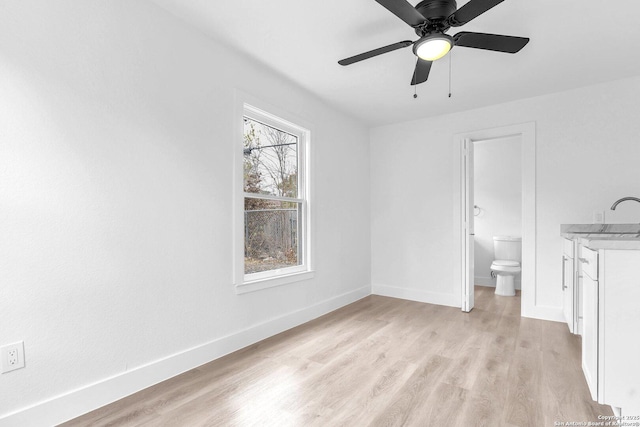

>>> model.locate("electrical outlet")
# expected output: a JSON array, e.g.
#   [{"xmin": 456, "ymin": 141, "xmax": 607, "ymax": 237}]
[
  {"xmin": 1, "ymin": 341, "xmax": 25, "ymax": 373},
  {"xmin": 593, "ymin": 211, "xmax": 605, "ymax": 224},
  {"xmin": 8, "ymin": 349, "xmax": 18, "ymax": 365}
]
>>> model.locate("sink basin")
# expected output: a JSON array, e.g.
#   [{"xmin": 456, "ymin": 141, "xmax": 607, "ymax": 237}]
[{"xmin": 561, "ymin": 223, "xmax": 640, "ymax": 237}]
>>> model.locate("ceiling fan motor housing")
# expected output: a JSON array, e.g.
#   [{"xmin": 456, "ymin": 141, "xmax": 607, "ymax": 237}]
[
  {"xmin": 415, "ymin": 0, "xmax": 457, "ymax": 21},
  {"xmin": 414, "ymin": 0, "xmax": 457, "ymax": 35}
]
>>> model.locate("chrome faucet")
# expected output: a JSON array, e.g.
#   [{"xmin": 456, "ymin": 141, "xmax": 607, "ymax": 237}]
[{"xmin": 610, "ymin": 197, "xmax": 640, "ymax": 210}]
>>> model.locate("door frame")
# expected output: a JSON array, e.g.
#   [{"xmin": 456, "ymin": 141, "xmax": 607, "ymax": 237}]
[
  {"xmin": 452, "ymin": 122, "xmax": 536, "ymax": 317},
  {"xmin": 462, "ymin": 138, "xmax": 475, "ymax": 312}
]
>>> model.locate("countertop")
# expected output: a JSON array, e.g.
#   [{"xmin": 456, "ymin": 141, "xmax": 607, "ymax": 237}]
[{"xmin": 561, "ymin": 223, "xmax": 640, "ymax": 250}]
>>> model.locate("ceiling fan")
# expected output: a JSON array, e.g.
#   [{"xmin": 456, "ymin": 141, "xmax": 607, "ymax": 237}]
[{"xmin": 338, "ymin": 0, "xmax": 530, "ymax": 86}]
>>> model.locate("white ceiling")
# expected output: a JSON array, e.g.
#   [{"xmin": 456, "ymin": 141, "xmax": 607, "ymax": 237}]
[{"xmin": 151, "ymin": 0, "xmax": 640, "ymax": 126}]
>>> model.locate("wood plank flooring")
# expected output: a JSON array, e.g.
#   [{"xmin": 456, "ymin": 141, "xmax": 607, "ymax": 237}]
[{"xmin": 61, "ymin": 287, "xmax": 612, "ymax": 426}]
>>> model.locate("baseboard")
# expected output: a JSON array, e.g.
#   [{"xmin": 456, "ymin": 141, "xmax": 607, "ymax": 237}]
[
  {"xmin": 521, "ymin": 304, "xmax": 565, "ymax": 323},
  {"xmin": 372, "ymin": 284, "xmax": 460, "ymax": 308},
  {"xmin": 0, "ymin": 286, "xmax": 371, "ymax": 427},
  {"xmin": 474, "ymin": 276, "xmax": 495, "ymax": 287},
  {"xmin": 475, "ymin": 276, "xmax": 521, "ymax": 290}
]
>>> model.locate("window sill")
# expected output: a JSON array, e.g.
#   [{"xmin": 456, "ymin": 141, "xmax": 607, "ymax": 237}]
[{"xmin": 236, "ymin": 270, "xmax": 315, "ymax": 294}]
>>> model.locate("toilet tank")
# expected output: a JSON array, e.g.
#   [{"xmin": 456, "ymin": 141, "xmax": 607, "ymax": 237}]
[{"xmin": 493, "ymin": 236, "xmax": 522, "ymax": 261}]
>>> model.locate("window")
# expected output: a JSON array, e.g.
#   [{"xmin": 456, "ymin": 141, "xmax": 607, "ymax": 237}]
[{"xmin": 235, "ymin": 104, "xmax": 311, "ymax": 292}]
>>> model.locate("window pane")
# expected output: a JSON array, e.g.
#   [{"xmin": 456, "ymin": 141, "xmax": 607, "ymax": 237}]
[
  {"xmin": 243, "ymin": 117, "xmax": 298, "ymax": 198},
  {"xmin": 244, "ymin": 198, "xmax": 302, "ymax": 274}
]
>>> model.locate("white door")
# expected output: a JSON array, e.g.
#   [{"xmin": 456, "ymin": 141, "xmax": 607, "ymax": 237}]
[{"xmin": 463, "ymin": 139, "xmax": 475, "ymax": 312}]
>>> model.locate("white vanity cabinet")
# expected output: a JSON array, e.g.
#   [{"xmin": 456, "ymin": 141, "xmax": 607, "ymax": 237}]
[
  {"xmin": 579, "ymin": 246, "xmax": 598, "ymax": 401},
  {"xmin": 579, "ymin": 245, "xmax": 640, "ymax": 416}
]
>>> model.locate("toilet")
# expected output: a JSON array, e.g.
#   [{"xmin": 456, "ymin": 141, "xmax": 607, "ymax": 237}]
[{"xmin": 490, "ymin": 236, "xmax": 522, "ymax": 296}]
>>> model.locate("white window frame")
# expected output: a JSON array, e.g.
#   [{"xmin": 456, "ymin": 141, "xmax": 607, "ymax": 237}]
[{"xmin": 233, "ymin": 100, "xmax": 313, "ymax": 294}]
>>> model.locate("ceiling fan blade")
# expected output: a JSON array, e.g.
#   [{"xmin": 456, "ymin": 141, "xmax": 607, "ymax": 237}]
[
  {"xmin": 448, "ymin": 0, "xmax": 504, "ymax": 26},
  {"xmin": 453, "ymin": 32, "xmax": 529, "ymax": 53},
  {"xmin": 338, "ymin": 40, "xmax": 413, "ymax": 66},
  {"xmin": 411, "ymin": 58, "xmax": 432, "ymax": 85},
  {"xmin": 375, "ymin": 0, "xmax": 427, "ymax": 27}
]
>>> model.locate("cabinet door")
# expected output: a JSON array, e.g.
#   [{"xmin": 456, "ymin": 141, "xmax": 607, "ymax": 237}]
[
  {"xmin": 582, "ymin": 273, "xmax": 598, "ymax": 401},
  {"xmin": 562, "ymin": 255, "xmax": 575, "ymax": 333},
  {"xmin": 601, "ymin": 250, "xmax": 640, "ymax": 413}
]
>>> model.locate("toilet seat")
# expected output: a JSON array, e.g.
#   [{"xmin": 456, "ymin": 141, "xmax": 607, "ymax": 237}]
[
  {"xmin": 491, "ymin": 260, "xmax": 521, "ymax": 273},
  {"xmin": 492, "ymin": 260, "xmax": 520, "ymax": 267}
]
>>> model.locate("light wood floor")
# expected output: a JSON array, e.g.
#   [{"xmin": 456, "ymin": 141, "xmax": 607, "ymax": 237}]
[{"xmin": 61, "ymin": 287, "xmax": 612, "ymax": 426}]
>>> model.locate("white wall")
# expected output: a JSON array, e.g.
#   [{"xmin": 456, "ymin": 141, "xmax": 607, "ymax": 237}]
[
  {"xmin": 371, "ymin": 75, "xmax": 640, "ymax": 317},
  {"xmin": 474, "ymin": 137, "xmax": 522, "ymax": 287},
  {"xmin": 0, "ymin": 1, "xmax": 370, "ymax": 424}
]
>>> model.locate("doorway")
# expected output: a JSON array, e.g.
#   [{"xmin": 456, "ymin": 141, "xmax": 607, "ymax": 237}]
[
  {"xmin": 452, "ymin": 123, "xmax": 536, "ymax": 316},
  {"xmin": 474, "ymin": 136, "xmax": 522, "ymax": 295}
]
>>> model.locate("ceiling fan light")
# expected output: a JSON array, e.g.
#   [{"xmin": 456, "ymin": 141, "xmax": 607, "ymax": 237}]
[{"xmin": 413, "ymin": 34, "xmax": 453, "ymax": 61}]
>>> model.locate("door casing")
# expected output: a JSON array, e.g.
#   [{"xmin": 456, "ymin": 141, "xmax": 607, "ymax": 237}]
[{"xmin": 453, "ymin": 123, "xmax": 536, "ymax": 317}]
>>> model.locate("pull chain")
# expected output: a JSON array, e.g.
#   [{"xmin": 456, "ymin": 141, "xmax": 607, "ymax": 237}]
[
  {"xmin": 413, "ymin": 58, "xmax": 418, "ymax": 99},
  {"xmin": 448, "ymin": 51, "xmax": 452, "ymax": 98}
]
